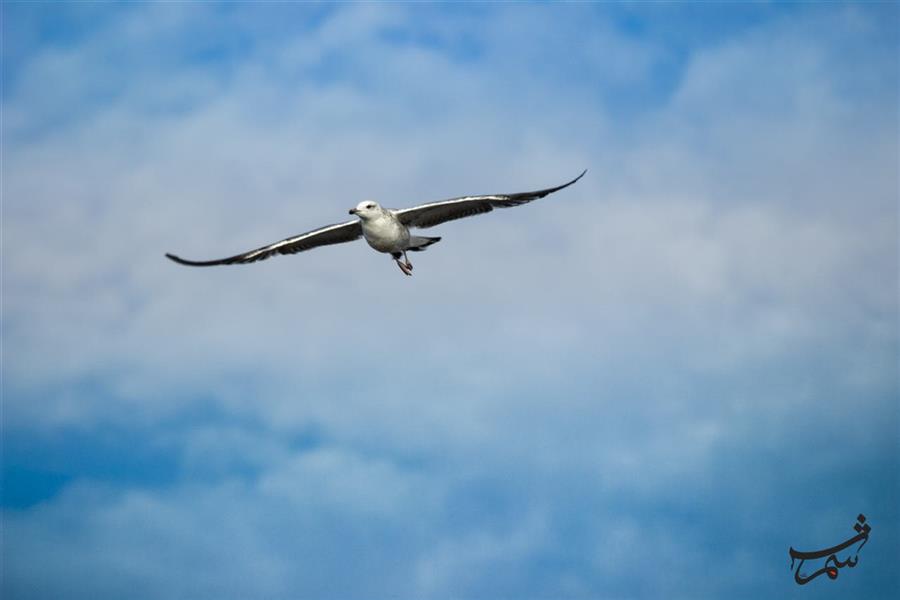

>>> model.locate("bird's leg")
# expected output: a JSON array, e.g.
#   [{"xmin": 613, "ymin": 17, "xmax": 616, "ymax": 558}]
[
  {"xmin": 402, "ymin": 251, "xmax": 413, "ymax": 271},
  {"xmin": 395, "ymin": 257, "xmax": 413, "ymax": 276}
]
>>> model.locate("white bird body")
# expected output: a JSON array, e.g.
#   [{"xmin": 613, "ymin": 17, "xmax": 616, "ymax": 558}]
[
  {"xmin": 355, "ymin": 204, "xmax": 410, "ymax": 253},
  {"xmin": 166, "ymin": 171, "xmax": 585, "ymax": 276}
]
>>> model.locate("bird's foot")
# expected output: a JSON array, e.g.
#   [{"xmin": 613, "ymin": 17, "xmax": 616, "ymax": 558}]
[{"xmin": 396, "ymin": 260, "xmax": 413, "ymax": 276}]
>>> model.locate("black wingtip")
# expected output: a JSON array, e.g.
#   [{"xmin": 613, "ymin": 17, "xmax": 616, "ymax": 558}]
[
  {"xmin": 560, "ymin": 169, "xmax": 587, "ymax": 189},
  {"xmin": 165, "ymin": 253, "xmax": 207, "ymax": 267},
  {"xmin": 536, "ymin": 169, "xmax": 587, "ymax": 198}
]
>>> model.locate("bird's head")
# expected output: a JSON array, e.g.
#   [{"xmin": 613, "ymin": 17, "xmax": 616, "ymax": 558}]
[{"xmin": 348, "ymin": 201, "xmax": 382, "ymax": 219}]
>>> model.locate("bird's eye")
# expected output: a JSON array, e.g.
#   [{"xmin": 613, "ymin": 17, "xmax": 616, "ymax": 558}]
[{"xmin": 367, "ymin": 204, "xmax": 375, "ymax": 209}]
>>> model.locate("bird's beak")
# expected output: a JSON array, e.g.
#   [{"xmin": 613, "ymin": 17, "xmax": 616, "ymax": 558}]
[{"xmin": 348, "ymin": 208, "xmax": 357, "ymax": 215}]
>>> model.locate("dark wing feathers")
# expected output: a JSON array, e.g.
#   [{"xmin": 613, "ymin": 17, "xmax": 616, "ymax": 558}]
[
  {"xmin": 394, "ymin": 170, "xmax": 586, "ymax": 229},
  {"xmin": 165, "ymin": 219, "xmax": 362, "ymax": 267}
]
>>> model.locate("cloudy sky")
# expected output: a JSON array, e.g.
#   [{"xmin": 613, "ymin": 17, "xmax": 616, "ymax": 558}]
[{"xmin": 2, "ymin": 2, "xmax": 898, "ymax": 599}]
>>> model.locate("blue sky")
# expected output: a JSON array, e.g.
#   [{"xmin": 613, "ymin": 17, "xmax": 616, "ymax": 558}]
[{"xmin": 2, "ymin": 2, "xmax": 898, "ymax": 599}]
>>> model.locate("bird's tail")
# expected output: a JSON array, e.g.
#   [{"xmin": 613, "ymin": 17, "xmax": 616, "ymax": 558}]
[{"xmin": 407, "ymin": 236, "xmax": 441, "ymax": 252}]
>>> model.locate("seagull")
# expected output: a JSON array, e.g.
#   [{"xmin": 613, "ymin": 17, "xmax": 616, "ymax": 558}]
[{"xmin": 166, "ymin": 170, "xmax": 586, "ymax": 276}]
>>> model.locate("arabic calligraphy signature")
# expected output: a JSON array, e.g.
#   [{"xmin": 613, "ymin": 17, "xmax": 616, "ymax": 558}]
[{"xmin": 789, "ymin": 514, "xmax": 871, "ymax": 585}]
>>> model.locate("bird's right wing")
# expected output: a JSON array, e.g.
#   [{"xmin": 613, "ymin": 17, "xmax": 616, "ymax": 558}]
[
  {"xmin": 166, "ymin": 219, "xmax": 362, "ymax": 266},
  {"xmin": 394, "ymin": 170, "xmax": 586, "ymax": 229}
]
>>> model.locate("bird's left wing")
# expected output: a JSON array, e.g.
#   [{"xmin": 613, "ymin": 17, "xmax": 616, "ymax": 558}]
[
  {"xmin": 393, "ymin": 170, "xmax": 586, "ymax": 230},
  {"xmin": 166, "ymin": 219, "xmax": 362, "ymax": 266}
]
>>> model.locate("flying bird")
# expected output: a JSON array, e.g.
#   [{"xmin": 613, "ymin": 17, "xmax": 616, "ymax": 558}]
[{"xmin": 166, "ymin": 170, "xmax": 586, "ymax": 276}]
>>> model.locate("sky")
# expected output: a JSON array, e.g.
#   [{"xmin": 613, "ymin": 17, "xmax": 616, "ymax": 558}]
[{"xmin": 2, "ymin": 2, "xmax": 898, "ymax": 599}]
